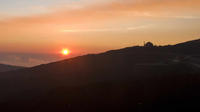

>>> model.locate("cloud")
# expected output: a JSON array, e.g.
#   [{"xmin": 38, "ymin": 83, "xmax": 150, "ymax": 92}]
[
  {"xmin": 61, "ymin": 24, "xmax": 152, "ymax": 33},
  {"xmin": 1, "ymin": 0, "xmax": 200, "ymax": 25},
  {"xmin": 0, "ymin": 0, "xmax": 198, "ymax": 37},
  {"xmin": 0, "ymin": 53, "xmax": 60, "ymax": 67}
]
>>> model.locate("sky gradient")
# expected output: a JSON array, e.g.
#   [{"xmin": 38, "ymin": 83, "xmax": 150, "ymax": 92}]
[{"xmin": 0, "ymin": 0, "xmax": 200, "ymax": 66}]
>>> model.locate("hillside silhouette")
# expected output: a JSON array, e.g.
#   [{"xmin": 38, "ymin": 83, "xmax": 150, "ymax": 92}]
[
  {"xmin": 0, "ymin": 64, "xmax": 25, "ymax": 72},
  {"xmin": 0, "ymin": 39, "xmax": 200, "ymax": 112}
]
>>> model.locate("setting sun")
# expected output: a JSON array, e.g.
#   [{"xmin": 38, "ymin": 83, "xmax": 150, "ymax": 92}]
[{"xmin": 61, "ymin": 49, "xmax": 70, "ymax": 55}]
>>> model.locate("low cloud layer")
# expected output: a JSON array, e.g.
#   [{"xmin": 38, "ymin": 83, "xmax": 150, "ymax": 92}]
[{"xmin": 0, "ymin": 53, "xmax": 58, "ymax": 67}]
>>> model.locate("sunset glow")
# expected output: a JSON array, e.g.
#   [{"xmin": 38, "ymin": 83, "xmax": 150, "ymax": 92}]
[
  {"xmin": 61, "ymin": 49, "xmax": 70, "ymax": 56},
  {"xmin": 0, "ymin": 0, "xmax": 200, "ymax": 66},
  {"xmin": 0, "ymin": 1, "xmax": 199, "ymax": 111}
]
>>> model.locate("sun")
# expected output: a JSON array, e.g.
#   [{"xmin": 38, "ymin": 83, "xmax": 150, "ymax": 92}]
[{"xmin": 61, "ymin": 49, "xmax": 70, "ymax": 55}]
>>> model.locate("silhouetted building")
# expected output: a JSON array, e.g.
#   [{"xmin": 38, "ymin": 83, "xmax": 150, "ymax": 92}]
[{"xmin": 144, "ymin": 42, "xmax": 154, "ymax": 47}]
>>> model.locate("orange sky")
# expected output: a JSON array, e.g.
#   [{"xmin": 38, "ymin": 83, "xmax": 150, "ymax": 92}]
[{"xmin": 0, "ymin": 0, "xmax": 200, "ymax": 66}]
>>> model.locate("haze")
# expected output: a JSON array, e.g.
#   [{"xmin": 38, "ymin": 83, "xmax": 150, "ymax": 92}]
[{"xmin": 0, "ymin": 0, "xmax": 200, "ymax": 66}]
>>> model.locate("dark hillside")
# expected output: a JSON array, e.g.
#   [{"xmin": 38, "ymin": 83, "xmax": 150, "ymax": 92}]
[{"xmin": 0, "ymin": 39, "xmax": 200, "ymax": 112}]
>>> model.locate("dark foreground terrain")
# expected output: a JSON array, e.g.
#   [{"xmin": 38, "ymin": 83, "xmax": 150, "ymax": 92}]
[{"xmin": 0, "ymin": 39, "xmax": 200, "ymax": 112}]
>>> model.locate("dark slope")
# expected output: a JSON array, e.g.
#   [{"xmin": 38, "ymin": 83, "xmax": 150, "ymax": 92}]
[
  {"xmin": 173, "ymin": 39, "xmax": 200, "ymax": 55},
  {"xmin": 175, "ymin": 38, "xmax": 200, "ymax": 47},
  {"xmin": 0, "ymin": 39, "xmax": 200, "ymax": 112},
  {"xmin": 0, "ymin": 64, "xmax": 25, "ymax": 72}
]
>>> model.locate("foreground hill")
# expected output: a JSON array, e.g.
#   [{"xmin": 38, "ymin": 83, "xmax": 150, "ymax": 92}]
[
  {"xmin": 0, "ymin": 39, "xmax": 200, "ymax": 112},
  {"xmin": 0, "ymin": 64, "xmax": 24, "ymax": 72}
]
